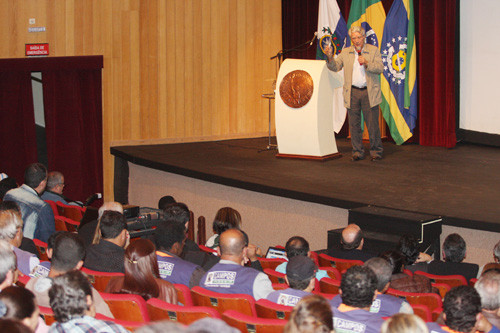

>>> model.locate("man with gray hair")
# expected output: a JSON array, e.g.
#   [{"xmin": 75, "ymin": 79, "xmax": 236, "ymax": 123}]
[
  {"xmin": 325, "ymin": 25, "xmax": 384, "ymax": 162},
  {"xmin": 0, "ymin": 207, "xmax": 40, "ymax": 276},
  {"xmin": 330, "ymin": 257, "xmax": 413, "ymax": 316},
  {"xmin": 40, "ymin": 171, "xmax": 69, "ymax": 205},
  {"xmin": 0, "ymin": 239, "xmax": 17, "ymax": 291},
  {"xmin": 475, "ymin": 269, "xmax": 500, "ymax": 329}
]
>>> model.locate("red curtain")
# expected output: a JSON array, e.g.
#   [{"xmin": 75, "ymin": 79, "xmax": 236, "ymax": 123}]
[
  {"xmin": 416, "ymin": 0, "xmax": 457, "ymax": 148},
  {"xmin": 282, "ymin": 0, "xmax": 457, "ymax": 148},
  {"xmin": 0, "ymin": 71, "xmax": 37, "ymax": 182},
  {"xmin": 42, "ymin": 69, "xmax": 103, "ymax": 201}
]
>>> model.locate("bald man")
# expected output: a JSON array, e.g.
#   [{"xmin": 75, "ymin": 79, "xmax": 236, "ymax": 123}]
[
  {"xmin": 327, "ymin": 223, "xmax": 376, "ymax": 262},
  {"xmin": 200, "ymin": 229, "xmax": 273, "ymax": 300}
]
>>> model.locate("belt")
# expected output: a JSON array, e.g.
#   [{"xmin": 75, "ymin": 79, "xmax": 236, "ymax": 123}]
[{"xmin": 352, "ymin": 86, "xmax": 367, "ymax": 90}]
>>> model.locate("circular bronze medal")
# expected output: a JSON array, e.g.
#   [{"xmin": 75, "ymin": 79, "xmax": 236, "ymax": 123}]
[{"xmin": 279, "ymin": 70, "xmax": 314, "ymax": 108}]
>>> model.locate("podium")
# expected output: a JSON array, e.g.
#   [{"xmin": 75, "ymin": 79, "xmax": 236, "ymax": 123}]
[{"xmin": 275, "ymin": 59, "xmax": 343, "ymax": 160}]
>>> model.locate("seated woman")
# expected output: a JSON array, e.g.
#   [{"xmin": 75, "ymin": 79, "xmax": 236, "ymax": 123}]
[
  {"xmin": 105, "ymin": 238, "xmax": 177, "ymax": 304},
  {"xmin": 205, "ymin": 207, "xmax": 242, "ymax": 249},
  {"xmin": 0, "ymin": 286, "xmax": 48, "ymax": 333}
]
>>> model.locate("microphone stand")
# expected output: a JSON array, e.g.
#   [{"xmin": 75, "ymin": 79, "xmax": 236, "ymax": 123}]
[{"xmin": 259, "ymin": 36, "xmax": 317, "ymax": 153}]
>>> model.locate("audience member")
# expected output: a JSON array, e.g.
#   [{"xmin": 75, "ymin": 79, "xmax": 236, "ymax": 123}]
[
  {"xmin": 29, "ymin": 231, "xmax": 66, "ymax": 279},
  {"xmin": 200, "ymin": 228, "xmax": 273, "ymax": 300},
  {"xmin": 0, "ymin": 286, "xmax": 48, "ymax": 333},
  {"xmin": 105, "ymin": 238, "xmax": 177, "ymax": 304},
  {"xmin": 429, "ymin": 285, "xmax": 500, "ymax": 333},
  {"xmin": 163, "ymin": 202, "xmax": 199, "ymax": 253},
  {"xmin": 380, "ymin": 250, "xmax": 434, "ymax": 293},
  {"xmin": 381, "ymin": 314, "xmax": 428, "ymax": 333},
  {"xmin": 284, "ymin": 294, "xmax": 333, "ymax": 333},
  {"xmin": 275, "ymin": 236, "xmax": 328, "ymax": 281},
  {"xmin": 0, "ymin": 240, "xmax": 17, "ymax": 291},
  {"xmin": 327, "ymin": 224, "xmax": 376, "ymax": 261},
  {"xmin": 158, "ymin": 195, "xmax": 176, "ymax": 211},
  {"xmin": 0, "ymin": 202, "xmax": 39, "ymax": 257},
  {"xmin": 155, "ymin": 221, "xmax": 205, "ymax": 288},
  {"xmin": 0, "ymin": 209, "xmax": 40, "ymax": 276},
  {"xmin": 25, "ymin": 232, "xmax": 113, "ymax": 318},
  {"xmin": 83, "ymin": 210, "xmax": 128, "ymax": 273},
  {"xmin": 427, "ymin": 233, "xmax": 479, "ymax": 281},
  {"xmin": 475, "ymin": 269, "xmax": 500, "ymax": 329},
  {"xmin": 479, "ymin": 241, "xmax": 500, "ymax": 277},
  {"xmin": 3, "ymin": 163, "xmax": 55, "ymax": 242},
  {"xmin": 0, "ymin": 319, "xmax": 33, "ymax": 333},
  {"xmin": 332, "ymin": 265, "xmax": 385, "ymax": 333},
  {"xmin": 330, "ymin": 257, "xmax": 413, "ymax": 316},
  {"xmin": 77, "ymin": 201, "xmax": 124, "ymax": 248},
  {"xmin": 267, "ymin": 256, "xmax": 316, "ymax": 306},
  {"xmin": 205, "ymin": 207, "xmax": 242, "ymax": 249},
  {"xmin": 398, "ymin": 234, "xmax": 432, "ymax": 273},
  {"xmin": 40, "ymin": 171, "xmax": 69, "ymax": 205},
  {"xmin": 48, "ymin": 270, "xmax": 127, "ymax": 332}
]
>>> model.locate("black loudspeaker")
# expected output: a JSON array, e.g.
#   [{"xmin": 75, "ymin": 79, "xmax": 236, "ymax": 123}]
[{"xmin": 328, "ymin": 205, "xmax": 442, "ymax": 259}]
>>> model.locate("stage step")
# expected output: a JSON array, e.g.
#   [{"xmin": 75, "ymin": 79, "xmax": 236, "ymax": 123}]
[{"xmin": 327, "ymin": 205, "xmax": 443, "ymax": 259}]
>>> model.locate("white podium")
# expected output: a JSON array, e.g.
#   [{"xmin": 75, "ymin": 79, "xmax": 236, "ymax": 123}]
[{"xmin": 275, "ymin": 59, "xmax": 343, "ymax": 160}]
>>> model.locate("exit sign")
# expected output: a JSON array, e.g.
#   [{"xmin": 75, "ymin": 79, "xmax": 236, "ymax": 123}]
[{"xmin": 25, "ymin": 43, "xmax": 49, "ymax": 56}]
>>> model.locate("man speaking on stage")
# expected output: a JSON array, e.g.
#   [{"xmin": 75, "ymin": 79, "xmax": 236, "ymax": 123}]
[{"xmin": 324, "ymin": 26, "xmax": 384, "ymax": 161}]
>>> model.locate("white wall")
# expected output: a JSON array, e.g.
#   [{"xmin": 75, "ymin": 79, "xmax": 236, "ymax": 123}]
[{"xmin": 460, "ymin": 0, "xmax": 500, "ymax": 134}]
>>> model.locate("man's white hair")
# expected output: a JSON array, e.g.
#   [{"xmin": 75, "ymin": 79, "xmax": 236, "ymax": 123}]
[
  {"xmin": 0, "ymin": 210, "xmax": 22, "ymax": 241},
  {"xmin": 98, "ymin": 202, "xmax": 124, "ymax": 219},
  {"xmin": 349, "ymin": 26, "xmax": 366, "ymax": 37},
  {"xmin": 0, "ymin": 239, "xmax": 16, "ymax": 283}
]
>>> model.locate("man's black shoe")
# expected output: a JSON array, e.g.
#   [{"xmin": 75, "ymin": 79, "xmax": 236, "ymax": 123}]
[
  {"xmin": 351, "ymin": 155, "xmax": 362, "ymax": 161},
  {"xmin": 371, "ymin": 156, "xmax": 382, "ymax": 162}
]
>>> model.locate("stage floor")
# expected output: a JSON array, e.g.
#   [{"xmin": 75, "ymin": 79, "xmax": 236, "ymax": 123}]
[{"xmin": 111, "ymin": 137, "xmax": 500, "ymax": 232}]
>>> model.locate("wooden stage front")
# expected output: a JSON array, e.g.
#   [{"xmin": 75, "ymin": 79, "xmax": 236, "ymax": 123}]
[{"xmin": 111, "ymin": 137, "xmax": 500, "ymax": 233}]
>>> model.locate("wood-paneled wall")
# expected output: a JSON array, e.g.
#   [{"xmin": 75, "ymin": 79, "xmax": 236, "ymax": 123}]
[{"xmin": 0, "ymin": 0, "xmax": 282, "ymax": 199}]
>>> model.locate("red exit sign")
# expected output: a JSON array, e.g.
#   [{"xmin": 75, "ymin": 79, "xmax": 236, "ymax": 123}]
[{"xmin": 25, "ymin": 43, "xmax": 49, "ymax": 56}]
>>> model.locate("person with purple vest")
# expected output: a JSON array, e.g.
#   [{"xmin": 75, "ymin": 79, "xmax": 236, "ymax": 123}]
[
  {"xmin": 0, "ymin": 206, "xmax": 40, "ymax": 276},
  {"xmin": 200, "ymin": 228, "xmax": 273, "ymax": 300},
  {"xmin": 330, "ymin": 257, "xmax": 413, "ymax": 316},
  {"xmin": 155, "ymin": 221, "xmax": 205, "ymax": 288},
  {"xmin": 267, "ymin": 256, "xmax": 315, "ymax": 307},
  {"xmin": 332, "ymin": 265, "xmax": 386, "ymax": 333}
]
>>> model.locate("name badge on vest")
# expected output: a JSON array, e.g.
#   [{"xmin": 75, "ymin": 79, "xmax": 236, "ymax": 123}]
[{"xmin": 204, "ymin": 271, "xmax": 237, "ymax": 288}]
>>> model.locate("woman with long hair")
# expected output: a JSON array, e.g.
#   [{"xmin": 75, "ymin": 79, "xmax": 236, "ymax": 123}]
[
  {"xmin": 205, "ymin": 207, "xmax": 242, "ymax": 249},
  {"xmin": 0, "ymin": 286, "xmax": 48, "ymax": 333},
  {"xmin": 105, "ymin": 238, "xmax": 177, "ymax": 304}
]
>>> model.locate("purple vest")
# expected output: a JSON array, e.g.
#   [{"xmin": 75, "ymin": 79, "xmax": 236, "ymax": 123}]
[
  {"xmin": 200, "ymin": 262, "xmax": 260, "ymax": 296},
  {"xmin": 330, "ymin": 293, "xmax": 406, "ymax": 317},
  {"xmin": 332, "ymin": 305, "xmax": 386, "ymax": 333},
  {"xmin": 156, "ymin": 252, "xmax": 199, "ymax": 287},
  {"xmin": 267, "ymin": 288, "xmax": 311, "ymax": 306}
]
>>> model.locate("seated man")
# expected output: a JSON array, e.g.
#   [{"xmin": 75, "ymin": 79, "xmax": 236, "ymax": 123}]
[
  {"xmin": 40, "ymin": 171, "xmax": 69, "ymax": 204},
  {"xmin": 3, "ymin": 163, "xmax": 55, "ymax": 242},
  {"xmin": 78, "ymin": 201, "xmax": 123, "ymax": 248},
  {"xmin": 275, "ymin": 236, "xmax": 328, "ymax": 281},
  {"xmin": 48, "ymin": 270, "xmax": 127, "ymax": 332},
  {"xmin": 479, "ymin": 241, "xmax": 500, "ymax": 276},
  {"xmin": 0, "ymin": 240, "xmax": 17, "ymax": 291},
  {"xmin": 26, "ymin": 232, "xmax": 113, "ymax": 318},
  {"xmin": 84, "ymin": 210, "xmax": 128, "ymax": 273},
  {"xmin": 330, "ymin": 257, "xmax": 413, "ymax": 316},
  {"xmin": 428, "ymin": 285, "xmax": 500, "ymax": 333},
  {"xmin": 327, "ymin": 224, "xmax": 376, "ymax": 262},
  {"xmin": 267, "ymin": 256, "xmax": 316, "ymax": 306},
  {"xmin": 475, "ymin": 269, "xmax": 500, "ymax": 329},
  {"xmin": 332, "ymin": 266, "xmax": 385, "ymax": 333},
  {"xmin": 155, "ymin": 221, "xmax": 205, "ymax": 288},
  {"xmin": 0, "ymin": 207, "xmax": 40, "ymax": 276},
  {"xmin": 162, "ymin": 202, "xmax": 199, "ymax": 253},
  {"xmin": 427, "ymin": 233, "xmax": 479, "ymax": 281},
  {"xmin": 200, "ymin": 229, "xmax": 273, "ymax": 300}
]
